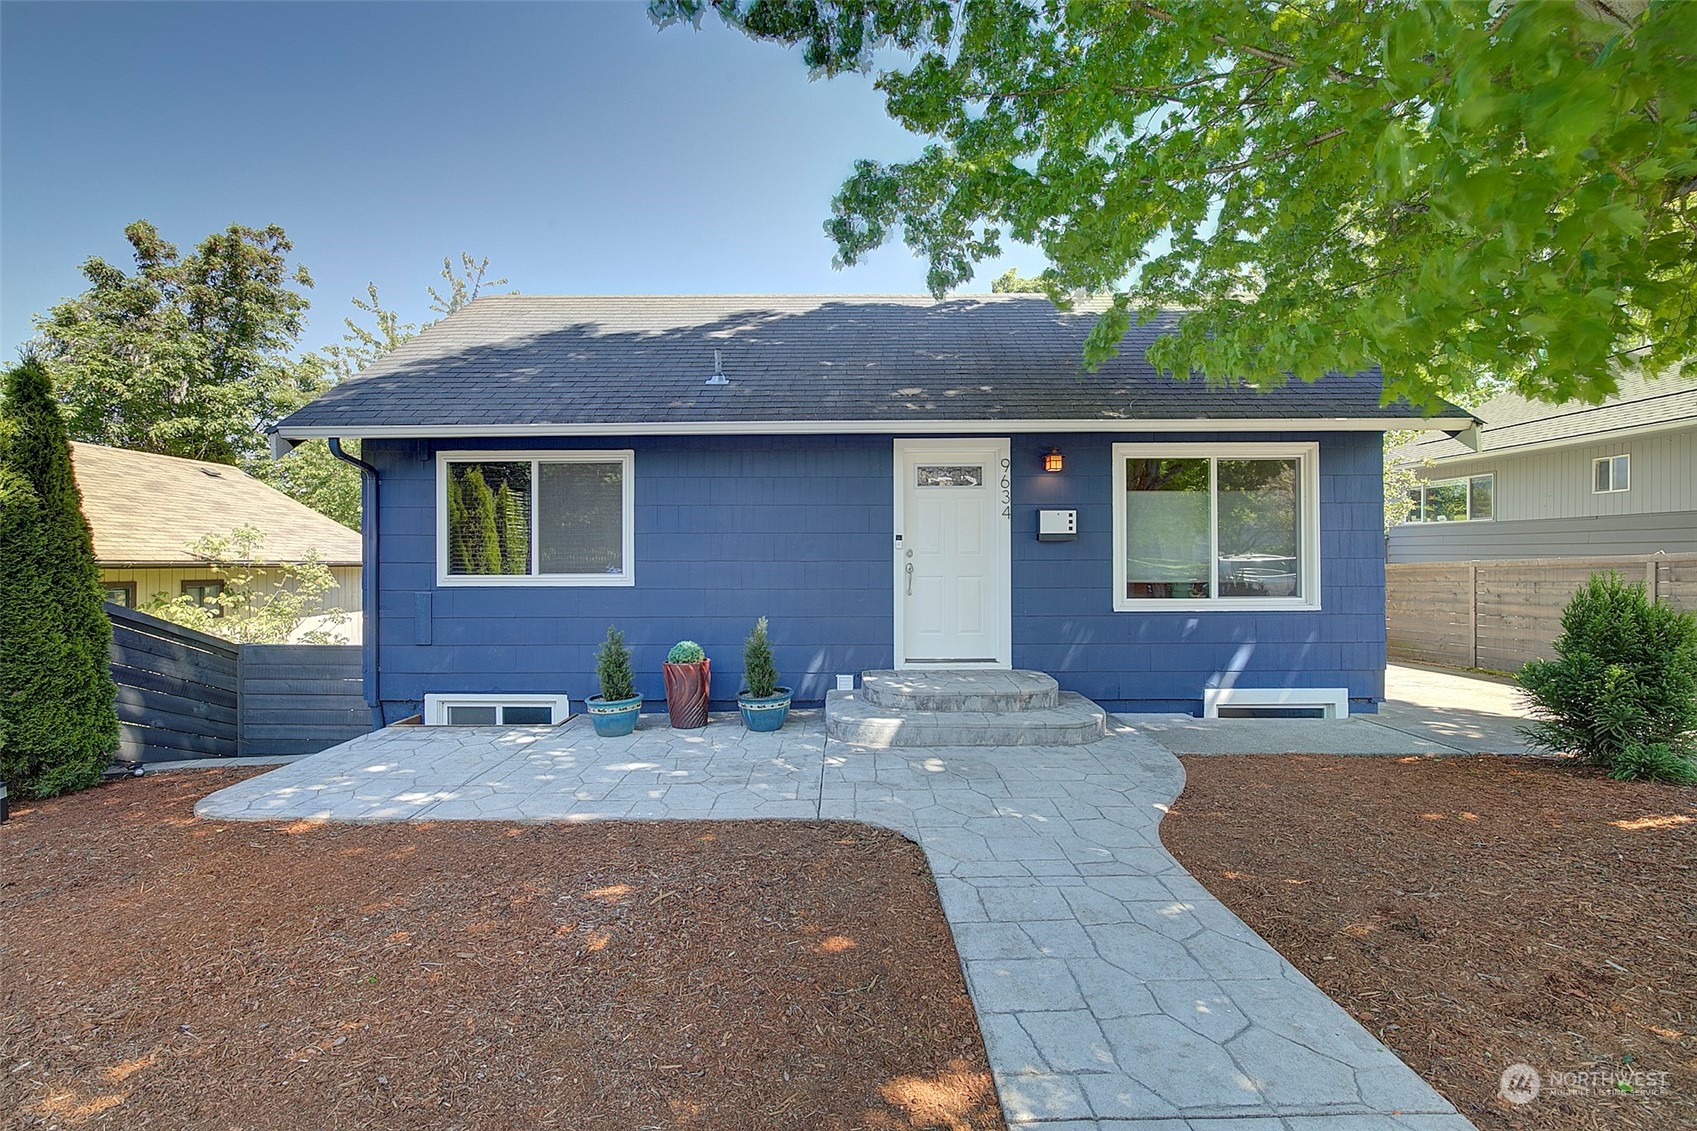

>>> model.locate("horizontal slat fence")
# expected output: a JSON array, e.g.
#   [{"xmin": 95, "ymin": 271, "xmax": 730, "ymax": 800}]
[
  {"xmin": 107, "ymin": 605, "xmax": 368, "ymax": 763},
  {"xmin": 1387, "ymin": 554, "xmax": 1697, "ymax": 672},
  {"xmin": 239, "ymin": 644, "xmax": 367, "ymax": 757},
  {"xmin": 110, "ymin": 605, "xmax": 240, "ymax": 762}
]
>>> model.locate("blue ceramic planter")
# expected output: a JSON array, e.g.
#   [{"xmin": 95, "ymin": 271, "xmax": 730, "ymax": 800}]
[
  {"xmin": 737, "ymin": 688, "xmax": 792, "ymax": 732},
  {"xmin": 586, "ymin": 695, "xmax": 642, "ymax": 737}
]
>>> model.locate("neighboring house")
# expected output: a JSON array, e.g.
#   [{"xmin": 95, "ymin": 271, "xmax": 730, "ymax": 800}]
[
  {"xmin": 1388, "ymin": 368, "xmax": 1697, "ymax": 563},
  {"xmin": 70, "ymin": 442, "xmax": 363, "ymax": 636},
  {"xmin": 269, "ymin": 294, "xmax": 1470, "ymax": 721}
]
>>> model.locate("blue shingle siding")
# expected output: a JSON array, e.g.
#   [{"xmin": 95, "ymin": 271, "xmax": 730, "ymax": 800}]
[
  {"xmin": 1007, "ymin": 431, "xmax": 1386, "ymax": 713},
  {"xmin": 368, "ymin": 435, "xmax": 894, "ymax": 720},
  {"xmin": 364, "ymin": 429, "xmax": 1387, "ymax": 721}
]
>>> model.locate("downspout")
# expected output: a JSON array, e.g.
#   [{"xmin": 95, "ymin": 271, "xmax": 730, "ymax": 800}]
[{"xmin": 327, "ymin": 439, "xmax": 383, "ymax": 730}]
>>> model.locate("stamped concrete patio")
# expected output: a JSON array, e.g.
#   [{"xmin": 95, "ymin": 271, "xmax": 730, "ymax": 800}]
[{"xmin": 197, "ymin": 712, "xmax": 1473, "ymax": 1130}]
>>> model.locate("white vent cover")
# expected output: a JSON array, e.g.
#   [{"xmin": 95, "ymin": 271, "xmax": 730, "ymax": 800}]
[{"xmin": 1203, "ymin": 687, "xmax": 1349, "ymax": 720}]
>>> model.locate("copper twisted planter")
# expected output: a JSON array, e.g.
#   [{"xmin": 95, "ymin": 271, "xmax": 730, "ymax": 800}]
[{"xmin": 661, "ymin": 659, "xmax": 711, "ymax": 729}]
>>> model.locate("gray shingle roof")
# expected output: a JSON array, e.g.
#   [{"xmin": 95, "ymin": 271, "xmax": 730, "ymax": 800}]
[
  {"xmin": 277, "ymin": 295, "xmax": 1467, "ymax": 435},
  {"xmin": 1401, "ymin": 365, "xmax": 1697, "ymax": 463}
]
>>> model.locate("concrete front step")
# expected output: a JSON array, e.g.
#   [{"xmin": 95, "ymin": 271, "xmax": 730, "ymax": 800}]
[
  {"xmin": 826, "ymin": 688, "xmax": 1108, "ymax": 748},
  {"xmin": 860, "ymin": 668, "xmax": 1060, "ymax": 712}
]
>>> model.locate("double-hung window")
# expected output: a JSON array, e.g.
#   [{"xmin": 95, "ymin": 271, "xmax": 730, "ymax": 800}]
[
  {"xmin": 1112, "ymin": 442, "xmax": 1320, "ymax": 611},
  {"xmin": 437, "ymin": 450, "xmax": 635, "ymax": 586}
]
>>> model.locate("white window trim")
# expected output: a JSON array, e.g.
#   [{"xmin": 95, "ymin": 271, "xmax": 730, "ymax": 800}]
[
  {"xmin": 1204, "ymin": 686, "xmax": 1349, "ymax": 719},
  {"xmin": 1592, "ymin": 454, "xmax": 1630, "ymax": 494},
  {"xmin": 1112, "ymin": 441, "xmax": 1321, "ymax": 613},
  {"xmin": 423, "ymin": 693, "xmax": 572, "ymax": 726},
  {"xmin": 1409, "ymin": 472, "xmax": 1494, "ymax": 523},
  {"xmin": 435, "ymin": 449, "xmax": 635, "ymax": 587}
]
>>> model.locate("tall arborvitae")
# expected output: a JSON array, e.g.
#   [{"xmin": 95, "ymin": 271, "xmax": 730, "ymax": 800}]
[
  {"xmin": 446, "ymin": 472, "xmax": 470, "ymax": 573},
  {"xmin": 0, "ymin": 356, "xmax": 120, "ymax": 797},
  {"xmin": 459, "ymin": 469, "xmax": 503, "ymax": 574},
  {"xmin": 494, "ymin": 481, "xmax": 528, "ymax": 574},
  {"xmin": 742, "ymin": 616, "xmax": 779, "ymax": 698}
]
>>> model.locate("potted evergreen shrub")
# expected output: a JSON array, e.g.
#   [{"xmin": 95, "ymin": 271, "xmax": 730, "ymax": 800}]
[
  {"xmin": 662, "ymin": 640, "xmax": 711, "ymax": 729},
  {"xmin": 737, "ymin": 617, "xmax": 792, "ymax": 732},
  {"xmin": 585, "ymin": 626, "xmax": 642, "ymax": 737}
]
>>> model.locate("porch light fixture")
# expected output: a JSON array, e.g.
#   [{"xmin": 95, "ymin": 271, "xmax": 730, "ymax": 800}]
[{"xmin": 1043, "ymin": 447, "xmax": 1064, "ymax": 472}]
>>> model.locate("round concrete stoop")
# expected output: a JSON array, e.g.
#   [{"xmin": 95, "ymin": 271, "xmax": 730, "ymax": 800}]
[{"xmin": 827, "ymin": 669, "xmax": 1107, "ymax": 748}]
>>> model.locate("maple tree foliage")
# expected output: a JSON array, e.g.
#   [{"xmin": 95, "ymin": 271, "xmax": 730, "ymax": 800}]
[{"xmin": 655, "ymin": 0, "xmax": 1696, "ymax": 406}]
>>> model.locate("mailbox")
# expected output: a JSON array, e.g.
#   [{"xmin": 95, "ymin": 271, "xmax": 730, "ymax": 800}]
[{"xmin": 1037, "ymin": 509, "xmax": 1077, "ymax": 541}]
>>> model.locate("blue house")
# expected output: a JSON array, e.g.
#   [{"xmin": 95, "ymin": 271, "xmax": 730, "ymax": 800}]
[{"xmin": 270, "ymin": 295, "xmax": 1471, "ymax": 726}]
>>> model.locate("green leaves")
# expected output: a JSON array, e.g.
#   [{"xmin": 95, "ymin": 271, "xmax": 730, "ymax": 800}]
[
  {"xmin": 35, "ymin": 221, "xmax": 322, "ymax": 466},
  {"xmin": 663, "ymin": 0, "xmax": 1697, "ymax": 405}
]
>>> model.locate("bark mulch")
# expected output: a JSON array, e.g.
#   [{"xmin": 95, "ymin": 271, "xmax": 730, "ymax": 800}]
[
  {"xmin": 1, "ymin": 769, "xmax": 1003, "ymax": 1131},
  {"xmin": 1162, "ymin": 753, "xmax": 1696, "ymax": 1131}
]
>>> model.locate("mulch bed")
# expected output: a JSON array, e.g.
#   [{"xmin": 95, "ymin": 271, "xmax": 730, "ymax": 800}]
[
  {"xmin": 1, "ymin": 769, "xmax": 1003, "ymax": 1131},
  {"xmin": 1162, "ymin": 753, "xmax": 1696, "ymax": 1131}
]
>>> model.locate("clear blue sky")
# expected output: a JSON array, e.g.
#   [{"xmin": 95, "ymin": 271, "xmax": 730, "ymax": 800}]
[{"xmin": 1, "ymin": 1, "xmax": 1043, "ymax": 356}]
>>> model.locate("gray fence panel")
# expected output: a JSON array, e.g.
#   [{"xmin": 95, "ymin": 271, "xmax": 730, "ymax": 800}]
[
  {"xmin": 108, "ymin": 605, "xmax": 241, "ymax": 763},
  {"xmin": 107, "ymin": 608, "xmax": 369, "ymax": 763},
  {"xmin": 237, "ymin": 643, "xmax": 368, "ymax": 758}
]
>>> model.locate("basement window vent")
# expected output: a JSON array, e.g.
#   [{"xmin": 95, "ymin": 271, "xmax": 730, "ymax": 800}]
[
  {"xmin": 1203, "ymin": 687, "xmax": 1349, "ymax": 720},
  {"xmin": 423, "ymin": 694, "xmax": 571, "ymax": 727},
  {"xmin": 1218, "ymin": 705, "xmax": 1328, "ymax": 720}
]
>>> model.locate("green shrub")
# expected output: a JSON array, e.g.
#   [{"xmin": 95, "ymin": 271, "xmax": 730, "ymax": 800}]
[
  {"xmin": 742, "ymin": 617, "xmax": 780, "ymax": 698},
  {"xmin": 0, "ymin": 357, "xmax": 120, "ymax": 799},
  {"xmin": 1607, "ymin": 742, "xmax": 1697, "ymax": 785},
  {"xmin": 1518, "ymin": 572, "xmax": 1697, "ymax": 780},
  {"xmin": 139, "ymin": 525, "xmax": 349, "ymax": 644},
  {"xmin": 595, "ymin": 626, "xmax": 636, "ymax": 702},
  {"xmin": 666, "ymin": 640, "xmax": 705, "ymax": 664}
]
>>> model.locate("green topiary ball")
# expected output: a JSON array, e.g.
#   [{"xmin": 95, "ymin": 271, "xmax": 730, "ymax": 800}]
[{"xmin": 667, "ymin": 640, "xmax": 705, "ymax": 664}]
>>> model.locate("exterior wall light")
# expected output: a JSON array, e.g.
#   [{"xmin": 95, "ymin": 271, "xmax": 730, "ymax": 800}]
[{"xmin": 1043, "ymin": 448, "xmax": 1064, "ymax": 473}]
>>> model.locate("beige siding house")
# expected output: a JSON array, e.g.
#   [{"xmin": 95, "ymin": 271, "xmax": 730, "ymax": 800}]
[
  {"xmin": 1388, "ymin": 368, "xmax": 1697, "ymax": 562},
  {"xmin": 70, "ymin": 443, "xmax": 362, "ymax": 640}
]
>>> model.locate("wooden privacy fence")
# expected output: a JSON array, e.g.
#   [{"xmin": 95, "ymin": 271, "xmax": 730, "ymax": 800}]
[
  {"xmin": 108, "ymin": 604, "xmax": 368, "ymax": 763},
  {"xmin": 1387, "ymin": 554, "xmax": 1697, "ymax": 673}
]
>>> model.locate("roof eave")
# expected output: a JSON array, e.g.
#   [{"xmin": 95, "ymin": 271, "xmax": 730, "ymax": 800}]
[
  {"xmin": 96, "ymin": 557, "xmax": 363, "ymax": 569},
  {"xmin": 277, "ymin": 415, "xmax": 1477, "ymax": 442},
  {"xmin": 1414, "ymin": 414, "xmax": 1697, "ymax": 465}
]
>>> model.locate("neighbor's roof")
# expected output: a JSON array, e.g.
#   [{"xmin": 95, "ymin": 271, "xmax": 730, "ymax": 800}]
[
  {"xmin": 1400, "ymin": 365, "xmax": 1697, "ymax": 464},
  {"xmin": 70, "ymin": 443, "xmax": 362, "ymax": 566},
  {"xmin": 274, "ymin": 295, "xmax": 1471, "ymax": 438}
]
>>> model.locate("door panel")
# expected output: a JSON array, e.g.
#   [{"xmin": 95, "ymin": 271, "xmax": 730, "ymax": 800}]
[{"xmin": 897, "ymin": 441, "xmax": 1008, "ymax": 666}]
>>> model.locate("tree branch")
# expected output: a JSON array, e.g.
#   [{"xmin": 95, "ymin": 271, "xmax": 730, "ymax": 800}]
[{"xmin": 1136, "ymin": 2, "xmax": 1369, "ymax": 86}]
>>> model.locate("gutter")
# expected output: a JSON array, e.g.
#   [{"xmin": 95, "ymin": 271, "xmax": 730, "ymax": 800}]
[
  {"xmin": 326, "ymin": 439, "xmax": 383, "ymax": 731},
  {"xmin": 274, "ymin": 415, "xmax": 1480, "ymax": 442}
]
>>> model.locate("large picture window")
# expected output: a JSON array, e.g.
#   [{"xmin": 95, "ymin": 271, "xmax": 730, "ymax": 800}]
[
  {"xmin": 1112, "ymin": 443, "xmax": 1320, "ymax": 611},
  {"xmin": 437, "ymin": 450, "xmax": 634, "ymax": 586}
]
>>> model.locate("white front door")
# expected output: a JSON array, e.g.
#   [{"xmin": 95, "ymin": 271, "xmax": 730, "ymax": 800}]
[{"xmin": 894, "ymin": 439, "xmax": 1011, "ymax": 668}]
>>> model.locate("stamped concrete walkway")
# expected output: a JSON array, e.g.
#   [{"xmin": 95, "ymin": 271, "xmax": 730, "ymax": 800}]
[{"xmin": 198, "ymin": 713, "xmax": 1472, "ymax": 1130}]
